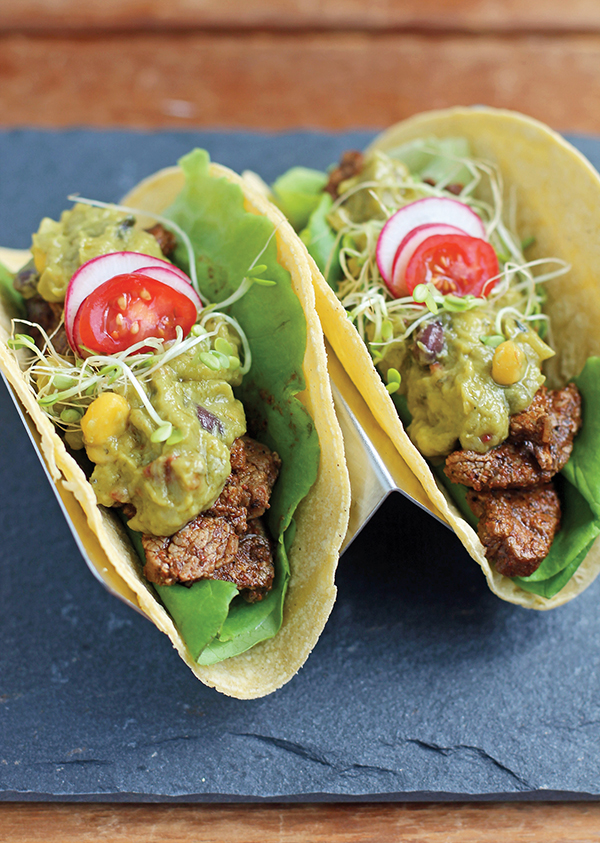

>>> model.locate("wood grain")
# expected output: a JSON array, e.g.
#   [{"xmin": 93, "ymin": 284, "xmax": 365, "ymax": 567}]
[
  {"xmin": 3, "ymin": 802, "xmax": 600, "ymax": 842},
  {"xmin": 1, "ymin": 31, "xmax": 600, "ymax": 133},
  {"xmin": 3, "ymin": 0, "xmax": 600, "ymax": 33}
]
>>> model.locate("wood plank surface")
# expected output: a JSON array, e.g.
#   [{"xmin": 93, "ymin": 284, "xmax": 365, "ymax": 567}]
[
  {"xmin": 1, "ymin": 31, "xmax": 600, "ymax": 133},
  {"xmin": 3, "ymin": 0, "xmax": 600, "ymax": 33},
  {"xmin": 3, "ymin": 801, "xmax": 600, "ymax": 842}
]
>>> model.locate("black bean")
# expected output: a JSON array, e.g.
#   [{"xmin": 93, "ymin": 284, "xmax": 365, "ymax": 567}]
[{"xmin": 414, "ymin": 319, "xmax": 444, "ymax": 365}]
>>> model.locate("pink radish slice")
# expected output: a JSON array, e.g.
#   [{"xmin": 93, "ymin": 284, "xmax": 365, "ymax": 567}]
[
  {"xmin": 64, "ymin": 252, "xmax": 197, "ymax": 351},
  {"xmin": 376, "ymin": 197, "xmax": 487, "ymax": 284},
  {"xmin": 132, "ymin": 266, "xmax": 201, "ymax": 313},
  {"xmin": 388, "ymin": 223, "xmax": 467, "ymax": 298}
]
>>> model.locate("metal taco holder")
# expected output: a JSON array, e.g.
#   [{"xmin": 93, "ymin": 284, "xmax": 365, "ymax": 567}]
[{"xmin": 0, "ymin": 247, "xmax": 446, "ymax": 616}]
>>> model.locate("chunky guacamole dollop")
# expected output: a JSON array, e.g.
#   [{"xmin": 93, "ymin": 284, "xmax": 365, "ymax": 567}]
[
  {"xmin": 81, "ymin": 326, "xmax": 245, "ymax": 536},
  {"xmin": 32, "ymin": 204, "xmax": 164, "ymax": 303},
  {"xmin": 380, "ymin": 311, "xmax": 553, "ymax": 458}
]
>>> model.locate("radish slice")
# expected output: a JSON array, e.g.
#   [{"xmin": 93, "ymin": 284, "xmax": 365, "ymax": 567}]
[
  {"xmin": 133, "ymin": 265, "xmax": 202, "ymax": 314},
  {"xmin": 388, "ymin": 223, "xmax": 466, "ymax": 298},
  {"xmin": 376, "ymin": 197, "xmax": 486, "ymax": 284},
  {"xmin": 64, "ymin": 252, "xmax": 197, "ymax": 351}
]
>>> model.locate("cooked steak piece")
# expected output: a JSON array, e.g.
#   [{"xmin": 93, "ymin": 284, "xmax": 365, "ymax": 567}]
[
  {"xmin": 207, "ymin": 436, "xmax": 281, "ymax": 529},
  {"xmin": 444, "ymin": 385, "xmax": 582, "ymax": 490},
  {"xmin": 467, "ymin": 484, "xmax": 561, "ymax": 578},
  {"xmin": 25, "ymin": 295, "xmax": 71, "ymax": 355},
  {"xmin": 141, "ymin": 436, "xmax": 280, "ymax": 593},
  {"xmin": 145, "ymin": 223, "xmax": 177, "ymax": 258},
  {"xmin": 324, "ymin": 150, "xmax": 365, "ymax": 199},
  {"xmin": 142, "ymin": 514, "xmax": 239, "ymax": 586},
  {"xmin": 210, "ymin": 520, "xmax": 275, "ymax": 602},
  {"xmin": 445, "ymin": 440, "xmax": 551, "ymax": 490},
  {"xmin": 509, "ymin": 384, "xmax": 581, "ymax": 474}
]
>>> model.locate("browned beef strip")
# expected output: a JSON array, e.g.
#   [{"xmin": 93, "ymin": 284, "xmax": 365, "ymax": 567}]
[
  {"xmin": 444, "ymin": 384, "xmax": 582, "ymax": 490},
  {"xmin": 206, "ymin": 435, "xmax": 282, "ymax": 529},
  {"xmin": 210, "ymin": 520, "xmax": 275, "ymax": 602},
  {"xmin": 140, "ymin": 436, "xmax": 281, "ymax": 592},
  {"xmin": 145, "ymin": 223, "xmax": 177, "ymax": 258},
  {"xmin": 445, "ymin": 441, "xmax": 550, "ymax": 490},
  {"xmin": 142, "ymin": 515, "xmax": 239, "ymax": 585},
  {"xmin": 509, "ymin": 383, "xmax": 581, "ymax": 473},
  {"xmin": 467, "ymin": 484, "xmax": 561, "ymax": 578},
  {"xmin": 25, "ymin": 295, "xmax": 71, "ymax": 356},
  {"xmin": 324, "ymin": 150, "xmax": 365, "ymax": 199}
]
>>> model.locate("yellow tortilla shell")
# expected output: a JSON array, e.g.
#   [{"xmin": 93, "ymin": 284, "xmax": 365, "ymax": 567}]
[
  {"xmin": 0, "ymin": 161, "xmax": 350, "ymax": 698},
  {"xmin": 312, "ymin": 106, "xmax": 600, "ymax": 609}
]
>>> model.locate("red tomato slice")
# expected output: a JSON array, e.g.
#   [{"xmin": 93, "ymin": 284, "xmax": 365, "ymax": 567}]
[
  {"xmin": 73, "ymin": 272, "xmax": 198, "ymax": 355},
  {"xmin": 404, "ymin": 234, "xmax": 499, "ymax": 298}
]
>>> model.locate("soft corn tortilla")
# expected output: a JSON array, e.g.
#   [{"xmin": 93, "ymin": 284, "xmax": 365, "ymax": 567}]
[
  {"xmin": 311, "ymin": 106, "xmax": 600, "ymax": 609},
  {"xmin": 0, "ymin": 161, "xmax": 350, "ymax": 698}
]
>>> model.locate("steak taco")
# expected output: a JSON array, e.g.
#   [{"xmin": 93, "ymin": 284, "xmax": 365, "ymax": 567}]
[
  {"xmin": 272, "ymin": 107, "xmax": 600, "ymax": 609},
  {"xmin": 0, "ymin": 149, "xmax": 350, "ymax": 698}
]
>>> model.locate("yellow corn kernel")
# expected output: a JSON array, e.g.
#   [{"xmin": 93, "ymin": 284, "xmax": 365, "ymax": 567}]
[
  {"xmin": 492, "ymin": 340, "xmax": 527, "ymax": 386},
  {"xmin": 31, "ymin": 245, "xmax": 46, "ymax": 274},
  {"xmin": 81, "ymin": 392, "xmax": 130, "ymax": 446}
]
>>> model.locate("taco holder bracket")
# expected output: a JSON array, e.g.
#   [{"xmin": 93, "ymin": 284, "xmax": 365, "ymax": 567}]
[{"xmin": 327, "ymin": 349, "xmax": 447, "ymax": 555}]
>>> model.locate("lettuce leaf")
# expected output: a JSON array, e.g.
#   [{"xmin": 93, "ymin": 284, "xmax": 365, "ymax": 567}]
[
  {"xmin": 271, "ymin": 166, "xmax": 328, "ymax": 232},
  {"xmin": 515, "ymin": 357, "xmax": 600, "ymax": 596},
  {"xmin": 129, "ymin": 150, "xmax": 320, "ymax": 663},
  {"xmin": 0, "ymin": 262, "xmax": 25, "ymax": 318}
]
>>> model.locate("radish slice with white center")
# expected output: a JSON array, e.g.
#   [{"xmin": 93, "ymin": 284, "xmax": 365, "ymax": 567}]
[
  {"xmin": 64, "ymin": 252, "xmax": 197, "ymax": 351},
  {"xmin": 388, "ymin": 223, "xmax": 466, "ymax": 298},
  {"xmin": 376, "ymin": 197, "xmax": 487, "ymax": 284},
  {"xmin": 133, "ymin": 265, "xmax": 202, "ymax": 314}
]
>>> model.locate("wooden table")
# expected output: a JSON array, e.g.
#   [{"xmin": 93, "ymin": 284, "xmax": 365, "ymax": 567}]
[{"xmin": 2, "ymin": 1, "xmax": 600, "ymax": 839}]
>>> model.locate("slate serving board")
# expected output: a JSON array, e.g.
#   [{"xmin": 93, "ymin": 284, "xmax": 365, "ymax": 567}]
[{"xmin": 1, "ymin": 129, "xmax": 600, "ymax": 803}]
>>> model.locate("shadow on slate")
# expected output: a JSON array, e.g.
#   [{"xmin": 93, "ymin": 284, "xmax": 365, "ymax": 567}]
[{"xmin": 1, "ymin": 129, "xmax": 600, "ymax": 803}]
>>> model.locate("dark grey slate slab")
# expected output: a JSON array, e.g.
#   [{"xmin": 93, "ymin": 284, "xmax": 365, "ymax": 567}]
[{"xmin": 1, "ymin": 129, "xmax": 600, "ymax": 803}]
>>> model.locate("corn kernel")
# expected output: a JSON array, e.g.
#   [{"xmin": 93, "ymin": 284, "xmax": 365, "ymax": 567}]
[
  {"xmin": 81, "ymin": 392, "xmax": 130, "ymax": 445},
  {"xmin": 492, "ymin": 340, "xmax": 526, "ymax": 386}
]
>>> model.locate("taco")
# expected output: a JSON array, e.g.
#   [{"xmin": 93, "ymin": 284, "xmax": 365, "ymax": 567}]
[
  {"xmin": 272, "ymin": 107, "xmax": 600, "ymax": 609},
  {"xmin": 0, "ymin": 149, "xmax": 350, "ymax": 698}
]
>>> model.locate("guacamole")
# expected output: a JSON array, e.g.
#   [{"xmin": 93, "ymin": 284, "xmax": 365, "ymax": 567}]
[
  {"xmin": 379, "ymin": 311, "xmax": 554, "ymax": 458},
  {"xmin": 81, "ymin": 329, "xmax": 246, "ymax": 537},
  {"xmin": 32, "ymin": 204, "xmax": 164, "ymax": 303}
]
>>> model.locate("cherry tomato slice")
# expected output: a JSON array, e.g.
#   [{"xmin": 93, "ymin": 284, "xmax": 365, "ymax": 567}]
[
  {"xmin": 73, "ymin": 272, "xmax": 198, "ymax": 355},
  {"xmin": 404, "ymin": 234, "xmax": 499, "ymax": 298}
]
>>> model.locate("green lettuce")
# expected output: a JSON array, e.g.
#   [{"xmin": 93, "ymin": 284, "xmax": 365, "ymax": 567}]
[
  {"xmin": 271, "ymin": 167, "xmax": 328, "ymax": 232},
  {"xmin": 129, "ymin": 150, "xmax": 320, "ymax": 663},
  {"xmin": 0, "ymin": 262, "xmax": 25, "ymax": 318}
]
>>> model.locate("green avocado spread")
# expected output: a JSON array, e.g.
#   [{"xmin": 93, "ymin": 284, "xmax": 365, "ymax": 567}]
[
  {"xmin": 83, "ymin": 325, "xmax": 246, "ymax": 536},
  {"xmin": 32, "ymin": 204, "xmax": 164, "ymax": 303},
  {"xmin": 380, "ymin": 311, "xmax": 554, "ymax": 458}
]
